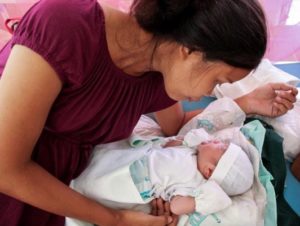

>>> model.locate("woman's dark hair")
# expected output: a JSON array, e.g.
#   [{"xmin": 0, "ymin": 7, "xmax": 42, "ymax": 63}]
[{"xmin": 131, "ymin": 0, "xmax": 267, "ymax": 69}]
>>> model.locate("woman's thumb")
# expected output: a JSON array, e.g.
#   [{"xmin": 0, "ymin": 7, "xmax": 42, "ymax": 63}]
[{"xmin": 164, "ymin": 215, "xmax": 173, "ymax": 224}]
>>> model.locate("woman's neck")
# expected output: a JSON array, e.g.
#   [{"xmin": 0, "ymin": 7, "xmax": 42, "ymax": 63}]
[{"xmin": 102, "ymin": 5, "xmax": 159, "ymax": 76}]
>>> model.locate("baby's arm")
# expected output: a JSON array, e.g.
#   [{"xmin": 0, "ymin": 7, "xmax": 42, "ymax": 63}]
[
  {"xmin": 170, "ymin": 181, "xmax": 232, "ymax": 216},
  {"xmin": 179, "ymin": 97, "xmax": 246, "ymax": 136}
]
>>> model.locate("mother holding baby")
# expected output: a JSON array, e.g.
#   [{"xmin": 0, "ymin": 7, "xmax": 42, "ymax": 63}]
[{"xmin": 0, "ymin": 0, "xmax": 297, "ymax": 226}]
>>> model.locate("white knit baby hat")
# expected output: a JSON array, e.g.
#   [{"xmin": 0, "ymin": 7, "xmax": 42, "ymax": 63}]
[{"xmin": 210, "ymin": 142, "xmax": 254, "ymax": 196}]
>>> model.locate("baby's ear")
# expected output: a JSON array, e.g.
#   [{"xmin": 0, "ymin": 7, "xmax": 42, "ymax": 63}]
[{"xmin": 203, "ymin": 164, "xmax": 215, "ymax": 179}]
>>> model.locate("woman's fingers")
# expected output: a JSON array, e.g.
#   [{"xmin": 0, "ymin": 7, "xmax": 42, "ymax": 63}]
[
  {"xmin": 163, "ymin": 200, "xmax": 179, "ymax": 226},
  {"xmin": 164, "ymin": 201, "xmax": 171, "ymax": 215},
  {"xmin": 273, "ymin": 87, "xmax": 298, "ymax": 114},
  {"xmin": 118, "ymin": 209, "xmax": 172, "ymax": 226},
  {"xmin": 151, "ymin": 198, "xmax": 168, "ymax": 216},
  {"xmin": 160, "ymin": 215, "xmax": 173, "ymax": 226},
  {"xmin": 276, "ymin": 90, "xmax": 297, "ymax": 103},
  {"xmin": 151, "ymin": 199, "xmax": 158, "ymax": 216},
  {"xmin": 156, "ymin": 198, "xmax": 165, "ymax": 216},
  {"xmin": 272, "ymin": 84, "xmax": 298, "ymax": 116},
  {"xmin": 148, "ymin": 212, "xmax": 173, "ymax": 226},
  {"xmin": 167, "ymin": 214, "xmax": 179, "ymax": 226},
  {"xmin": 270, "ymin": 83, "xmax": 298, "ymax": 94},
  {"xmin": 150, "ymin": 198, "xmax": 179, "ymax": 226},
  {"xmin": 272, "ymin": 102, "xmax": 288, "ymax": 116},
  {"xmin": 275, "ymin": 95, "xmax": 294, "ymax": 110}
]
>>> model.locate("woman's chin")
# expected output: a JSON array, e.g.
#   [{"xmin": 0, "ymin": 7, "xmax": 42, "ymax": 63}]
[{"xmin": 165, "ymin": 91, "xmax": 183, "ymax": 101}]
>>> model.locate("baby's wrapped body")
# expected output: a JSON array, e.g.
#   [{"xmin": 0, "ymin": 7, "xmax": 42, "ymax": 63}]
[
  {"xmin": 77, "ymin": 145, "xmax": 209, "ymax": 207},
  {"xmin": 67, "ymin": 135, "xmax": 255, "ymax": 226},
  {"xmin": 131, "ymin": 146, "xmax": 205, "ymax": 203},
  {"xmin": 137, "ymin": 141, "xmax": 253, "ymax": 201}
]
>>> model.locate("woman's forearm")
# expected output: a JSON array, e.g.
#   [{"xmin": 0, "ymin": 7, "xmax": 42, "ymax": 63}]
[
  {"xmin": 234, "ymin": 95, "xmax": 253, "ymax": 115},
  {"xmin": 0, "ymin": 161, "xmax": 118, "ymax": 226},
  {"xmin": 183, "ymin": 109, "xmax": 204, "ymax": 125}
]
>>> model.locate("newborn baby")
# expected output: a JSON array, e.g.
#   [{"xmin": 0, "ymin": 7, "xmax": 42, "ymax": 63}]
[
  {"xmin": 145, "ymin": 139, "xmax": 254, "ymax": 215},
  {"xmin": 69, "ymin": 138, "xmax": 254, "ymax": 221}
]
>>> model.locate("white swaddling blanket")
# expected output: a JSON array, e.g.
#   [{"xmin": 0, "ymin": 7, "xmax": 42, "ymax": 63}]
[{"xmin": 66, "ymin": 98, "xmax": 268, "ymax": 226}]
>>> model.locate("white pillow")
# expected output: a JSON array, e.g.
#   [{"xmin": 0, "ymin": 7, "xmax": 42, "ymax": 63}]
[{"xmin": 258, "ymin": 89, "xmax": 300, "ymax": 161}]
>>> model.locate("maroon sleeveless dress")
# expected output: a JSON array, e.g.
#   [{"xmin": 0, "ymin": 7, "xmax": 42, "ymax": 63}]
[{"xmin": 0, "ymin": 0, "xmax": 176, "ymax": 225}]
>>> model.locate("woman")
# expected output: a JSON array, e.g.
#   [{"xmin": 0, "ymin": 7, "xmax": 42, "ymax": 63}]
[{"xmin": 0, "ymin": 0, "xmax": 296, "ymax": 225}]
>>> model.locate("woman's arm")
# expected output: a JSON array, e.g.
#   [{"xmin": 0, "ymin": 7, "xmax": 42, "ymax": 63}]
[
  {"xmin": 156, "ymin": 83, "xmax": 297, "ymax": 136},
  {"xmin": 154, "ymin": 102, "xmax": 185, "ymax": 136},
  {"xmin": 0, "ymin": 45, "xmax": 117, "ymax": 225},
  {"xmin": 234, "ymin": 83, "xmax": 297, "ymax": 117},
  {"xmin": 0, "ymin": 45, "xmax": 171, "ymax": 226},
  {"xmin": 155, "ymin": 103, "xmax": 203, "ymax": 136}
]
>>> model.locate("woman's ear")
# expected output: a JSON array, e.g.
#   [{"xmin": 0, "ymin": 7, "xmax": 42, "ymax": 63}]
[
  {"xmin": 179, "ymin": 46, "xmax": 205, "ymax": 66},
  {"xmin": 179, "ymin": 46, "xmax": 191, "ymax": 60}
]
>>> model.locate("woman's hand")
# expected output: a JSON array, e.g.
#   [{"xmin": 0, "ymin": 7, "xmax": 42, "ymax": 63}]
[
  {"xmin": 115, "ymin": 208, "xmax": 174, "ymax": 226},
  {"xmin": 235, "ymin": 83, "xmax": 298, "ymax": 117},
  {"xmin": 151, "ymin": 198, "xmax": 179, "ymax": 226}
]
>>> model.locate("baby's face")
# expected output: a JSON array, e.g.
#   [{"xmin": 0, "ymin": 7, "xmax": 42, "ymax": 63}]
[{"xmin": 197, "ymin": 140, "xmax": 228, "ymax": 179}]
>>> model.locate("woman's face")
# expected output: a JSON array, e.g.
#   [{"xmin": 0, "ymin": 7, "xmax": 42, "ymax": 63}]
[{"xmin": 159, "ymin": 45, "xmax": 250, "ymax": 101}]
